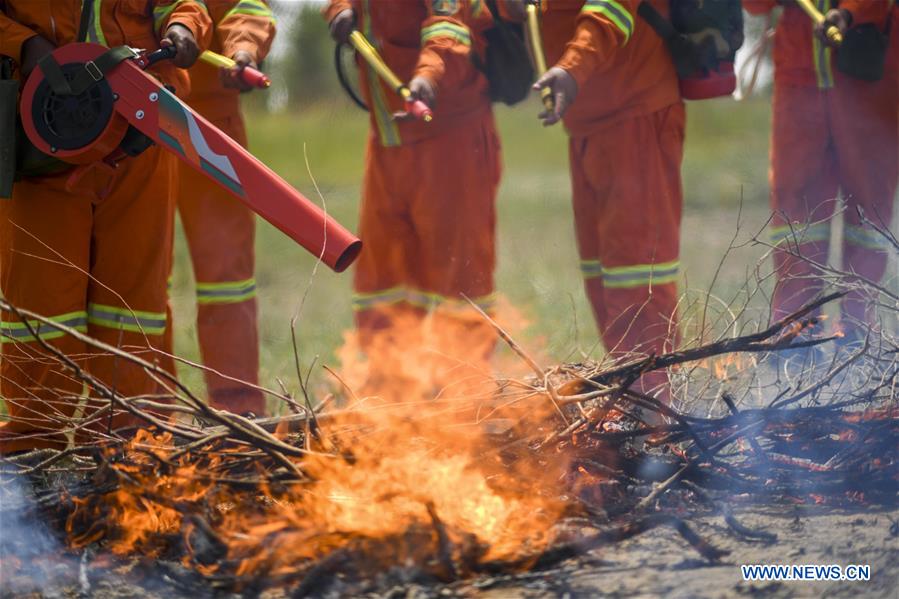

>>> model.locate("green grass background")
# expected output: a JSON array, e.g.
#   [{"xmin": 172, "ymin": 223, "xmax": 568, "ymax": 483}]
[{"xmin": 168, "ymin": 95, "xmax": 776, "ymax": 406}]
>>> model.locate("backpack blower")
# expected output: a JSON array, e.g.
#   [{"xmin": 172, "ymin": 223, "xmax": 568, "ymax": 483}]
[
  {"xmin": 638, "ymin": 0, "xmax": 744, "ymax": 100},
  {"xmin": 18, "ymin": 42, "xmax": 361, "ymax": 272}
]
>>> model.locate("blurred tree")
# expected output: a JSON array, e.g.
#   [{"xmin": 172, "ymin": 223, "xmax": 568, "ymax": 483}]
[{"xmin": 278, "ymin": 0, "xmax": 340, "ymax": 107}]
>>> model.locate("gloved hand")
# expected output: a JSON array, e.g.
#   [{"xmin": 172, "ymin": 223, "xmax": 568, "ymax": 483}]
[
  {"xmin": 19, "ymin": 35, "xmax": 56, "ymax": 80},
  {"xmin": 817, "ymin": 8, "xmax": 851, "ymax": 47},
  {"xmin": 392, "ymin": 76, "xmax": 436, "ymax": 121},
  {"xmin": 221, "ymin": 50, "xmax": 258, "ymax": 92},
  {"xmin": 533, "ymin": 66, "xmax": 577, "ymax": 126},
  {"xmin": 330, "ymin": 9, "xmax": 356, "ymax": 44},
  {"xmin": 161, "ymin": 24, "xmax": 201, "ymax": 68}
]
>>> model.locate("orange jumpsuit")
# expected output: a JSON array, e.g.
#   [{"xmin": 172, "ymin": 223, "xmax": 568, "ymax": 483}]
[
  {"xmin": 324, "ymin": 0, "xmax": 501, "ymax": 378},
  {"xmin": 542, "ymin": 1, "xmax": 684, "ymax": 365},
  {"xmin": 0, "ymin": 0, "xmax": 211, "ymax": 454},
  {"xmin": 175, "ymin": 0, "xmax": 275, "ymax": 416},
  {"xmin": 745, "ymin": 0, "xmax": 898, "ymax": 329}
]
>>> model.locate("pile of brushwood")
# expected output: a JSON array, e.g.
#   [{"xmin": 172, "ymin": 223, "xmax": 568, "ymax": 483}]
[{"xmin": 1, "ymin": 292, "xmax": 897, "ymax": 596}]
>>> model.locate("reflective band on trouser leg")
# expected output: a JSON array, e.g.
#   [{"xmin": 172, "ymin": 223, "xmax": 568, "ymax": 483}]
[
  {"xmin": 196, "ymin": 278, "xmax": 257, "ymax": 305},
  {"xmin": 406, "ymin": 289, "xmax": 497, "ymax": 314},
  {"xmin": 598, "ymin": 260, "xmax": 679, "ymax": 289},
  {"xmin": 579, "ymin": 259, "xmax": 603, "ymax": 280},
  {"xmin": 87, "ymin": 303, "xmax": 167, "ymax": 336},
  {"xmin": 581, "ymin": 0, "xmax": 634, "ymax": 44},
  {"xmin": 0, "ymin": 311, "xmax": 88, "ymax": 344},
  {"xmin": 844, "ymin": 225, "xmax": 889, "ymax": 252},
  {"xmin": 223, "ymin": 0, "xmax": 276, "ymax": 22},
  {"xmin": 351, "ymin": 286, "xmax": 407, "ymax": 312},
  {"xmin": 769, "ymin": 222, "xmax": 831, "ymax": 248},
  {"xmin": 420, "ymin": 22, "xmax": 472, "ymax": 46}
]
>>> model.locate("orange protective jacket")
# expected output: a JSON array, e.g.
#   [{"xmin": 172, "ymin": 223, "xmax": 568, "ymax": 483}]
[
  {"xmin": 541, "ymin": 0, "xmax": 679, "ymax": 137},
  {"xmin": 324, "ymin": 0, "xmax": 493, "ymax": 146},
  {"xmin": 0, "ymin": 0, "xmax": 212, "ymax": 96},
  {"xmin": 743, "ymin": 0, "xmax": 894, "ymax": 88},
  {"xmin": 188, "ymin": 0, "xmax": 275, "ymax": 121}
]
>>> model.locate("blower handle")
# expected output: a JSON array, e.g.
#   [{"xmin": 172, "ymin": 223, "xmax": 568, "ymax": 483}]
[{"xmin": 142, "ymin": 45, "xmax": 178, "ymax": 68}]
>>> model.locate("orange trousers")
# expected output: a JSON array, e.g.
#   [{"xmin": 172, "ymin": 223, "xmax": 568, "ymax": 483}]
[
  {"xmin": 175, "ymin": 114, "xmax": 263, "ymax": 416},
  {"xmin": 0, "ymin": 148, "xmax": 176, "ymax": 453},
  {"xmin": 769, "ymin": 77, "xmax": 898, "ymax": 329},
  {"xmin": 570, "ymin": 103, "xmax": 685, "ymax": 375},
  {"xmin": 353, "ymin": 110, "xmax": 501, "ymax": 389}
]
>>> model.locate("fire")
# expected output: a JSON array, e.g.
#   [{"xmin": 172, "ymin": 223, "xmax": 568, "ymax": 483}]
[{"xmin": 66, "ymin": 299, "xmax": 569, "ymax": 579}]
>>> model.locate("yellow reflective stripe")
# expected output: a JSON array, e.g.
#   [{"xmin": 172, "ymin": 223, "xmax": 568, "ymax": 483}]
[
  {"xmin": 196, "ymin": 278, "xmax": 257, "ymax": 304},
  {"xmin": 351, "ymin": 286, "xmax": 406, "ymax": 311},
  {"xmin": 363, "ymin": 0, "xmax": 401, "ymax": 147},
  {"xmin": 83, "ymin": 0, "xmax": 108, "ymax": 45},
  {"xmin": 223, "ymin": 0, "xmax": 275, "ymax": 23},
  {"xmin": 421, "ymin": 22, "xmax": 472, "ymax": 46},
  {"xmin": 1, "ymin": 311, "xmax": 88, "ymax": 344},
  {"xmin": 470, "ymin": 0, "xmax": 484, "ymax": 18},
  {"xmin": 582, "ymin": 0, "xmax": 634, "ymax": 44},
  {"xmin": 579, "ymin": 259, "xmax": 604, "ymax": 279},
  {"xmin": 601, "ymin": 260, "xmax": 679, "ymax": 288},
  {"xmin": 812, "ymin": 0, "xmax": 834, "ymax": 89},
  {"xmin": 845, "ymin": 225, "xmax": 888, "ymax": 251},
  {"xmin": 87, "ymin": 303, "xmax": 166, "ymax": 335},
  {"xmin": 770, "ymin": 222, "xmax": 831, "ymax": 246}
]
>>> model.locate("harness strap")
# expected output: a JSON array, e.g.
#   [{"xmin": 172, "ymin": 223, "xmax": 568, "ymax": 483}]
[{"xmin": 37, "ymin": 46, "xmax": 139, "ymax": 97}]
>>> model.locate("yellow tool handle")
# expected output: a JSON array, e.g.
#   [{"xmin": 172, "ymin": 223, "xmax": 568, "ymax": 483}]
[
  {"xmin": 200, "ymin": 50, "xmax": 237, "ymax": 69},
  {"xmin": 795, "ymin": 0, "xmax": 843, "ymax": 44},
  {"xmin": 348, "ymin": 30, "xmax": 404, "ymax": 93},
  {"xmin": 526, "ymin": 3, "xmax": 555, "ymax": 112}
]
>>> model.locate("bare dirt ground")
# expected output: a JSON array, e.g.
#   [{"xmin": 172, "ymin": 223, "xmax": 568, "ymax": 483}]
[{"xmin": 3, "ymin": 502, "xmax": 896, "ymax": 598}]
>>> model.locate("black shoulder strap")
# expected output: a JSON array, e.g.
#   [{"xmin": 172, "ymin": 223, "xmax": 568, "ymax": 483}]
[
  {"xmin": 37, "ymin": 46, "xmax": 138, "ymax": 96},
  {"xmin": 636, "ymin": 1, "xmax": 677, "ymax": 41},
  {"xmin": 77, "ymin": 0, "xmax": 94, "ymax": 43}
]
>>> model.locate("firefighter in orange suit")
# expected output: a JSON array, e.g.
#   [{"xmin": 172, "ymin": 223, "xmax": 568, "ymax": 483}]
[
  {"xmin": 744, "ymin": 0, "xmax": 898, "ymax": 340},
  {"xmin": 325, "ymin": 0, "xmax": 502, "ymax": 392},
  {"xmin": 535, "ymin": 0, "xmax": 684, "ymax": 395},
  {"xmin": 174, "ymin": 0, "xmax": 276, "ymax": 416},
  {"xmin": 0, "ymin": 0, "xmax": 211, "ymax": 454}
]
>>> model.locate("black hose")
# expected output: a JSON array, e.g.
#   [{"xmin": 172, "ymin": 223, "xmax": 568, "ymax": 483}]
[{"xmin": 334, "ymin": 42, "xmax": 368, "ymax": 112}]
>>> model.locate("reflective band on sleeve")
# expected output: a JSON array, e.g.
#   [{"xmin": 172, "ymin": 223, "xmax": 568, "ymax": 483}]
[
  {"xmin": 582, "ymin": 0, "xmax": 634, "ymax": 44},
  {"xmin": 1, "ymin": 311, "xmax": 88, "ymax": 344},
  {"xmin": 351, "ymin": 286, "xmax": 407, "ymax": 311},
  {"xmin": 223, "ymin": 0, "xmax": 276, "ymax": 23},
  {"xmin": 601, "ymin": 260, "xmax": 679, "ymax": 289},
  {"xmin": 421, "ymin": 22, "xmax": 472, "ymax": 46},
  {"xmin": 87, "ymin": 303, "xmax": 167, "ymax": 335},
  {"xmin": 845, "ymin": 224, "xmax": 889, "ymax": 251},
  {"xmin": 770, "ymin": 222, "xmax": 831, "ymax": 247},
  {"xmin": 196, "ymin": 278, "xmax": 258, "ymax": 304},
  {"xmin": 579, "ymin": 259, "xmax": 604, "ymax": 280},
  {"xmin": 154, "ymin": 0, "xmax": 209, "ymax": 35}
]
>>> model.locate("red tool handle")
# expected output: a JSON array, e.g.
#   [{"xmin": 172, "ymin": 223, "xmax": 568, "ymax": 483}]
[
  {"xmin": 239, "ymin": 65, "xmax": 271, "ymax": 89},
  {"xmin": 405, "ymin": 98, "xmax": 433, "ymax": 122}
]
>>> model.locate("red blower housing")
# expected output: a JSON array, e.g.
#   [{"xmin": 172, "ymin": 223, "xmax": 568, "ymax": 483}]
[{"xmin": 20, "ymin": 43, "xmax": 361, "ymax": 273}]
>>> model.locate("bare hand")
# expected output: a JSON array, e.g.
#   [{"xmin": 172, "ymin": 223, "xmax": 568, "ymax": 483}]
[
  {"xmin": 533, "ymin": 66, "xmax": 577, "ymax": 126},
  {"xmin": 161, "ymin": 24, "xmax": 200, "ymax": 68},
  {"xmin": 330, "ymin": 9, "xmax": 355, "ymax": 44},
  {"xmin": 817, "ymin": 8, "xmax": 850, "ymax": 48},
  {"xmin": 220, "ymin": 50, "xmax": 257, "ymax": 91},
  {"xmin": 20, "ymin": 35, "xmax": 56, "ymax": 80},
  {"xmin": 392, "ymin": 76, "xmax": 436, "ymax": 121}
]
